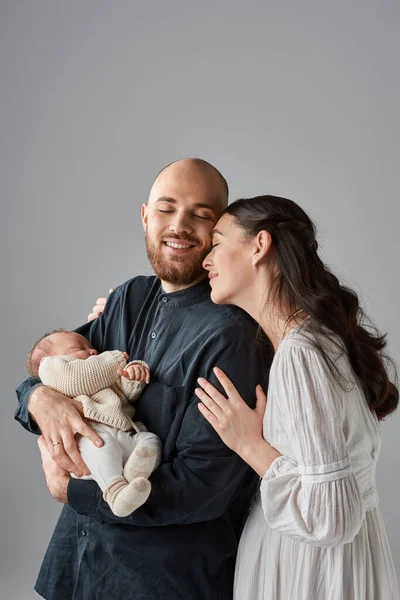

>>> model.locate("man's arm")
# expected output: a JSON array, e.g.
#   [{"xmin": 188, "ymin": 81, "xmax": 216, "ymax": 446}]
[
  {"xmin": 14, "ymin": 286, "xmax": 125, "ymax": 473},
  {"xmin": 68, "ymin": 337, "xmax": 268, "ymax": 526}
]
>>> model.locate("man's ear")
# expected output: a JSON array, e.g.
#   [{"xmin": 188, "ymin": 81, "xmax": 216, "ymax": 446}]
[
  {"xmin": 252, "ymin": 230, "xmax": 273, "ymax": 266},
  {"xmin": 141, "ymin": 204, "xmax": 148, "ymax": 232}
]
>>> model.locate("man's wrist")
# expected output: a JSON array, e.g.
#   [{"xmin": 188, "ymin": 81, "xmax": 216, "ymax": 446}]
[{"xmin": 28, "ymin": 384, "xmax": 45, "ymax": 421}]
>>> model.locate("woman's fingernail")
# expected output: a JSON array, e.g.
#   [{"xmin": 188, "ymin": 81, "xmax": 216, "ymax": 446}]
[
  {"xmin": 95, "ymin": 440, "xmax": 102, "ymax": 447},
  {"xmin": 197, "ymin": 377, "xmax": 205, "ymax": 384}
]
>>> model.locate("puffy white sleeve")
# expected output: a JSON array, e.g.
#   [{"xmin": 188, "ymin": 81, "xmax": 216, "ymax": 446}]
[{"xmin": 261, "ymin": 344, "xmax": 365, "ymax": 547}]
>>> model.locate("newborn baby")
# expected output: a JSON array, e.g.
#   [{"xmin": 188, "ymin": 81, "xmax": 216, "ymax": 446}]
[{"xmin": 28, "ymin": 330, "xmax": 161, "ymax": 517}]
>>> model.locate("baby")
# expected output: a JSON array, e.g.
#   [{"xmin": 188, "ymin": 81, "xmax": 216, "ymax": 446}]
[{"xmin": 28, "ymin": 330, "xmax": 162, "ymax": 517}]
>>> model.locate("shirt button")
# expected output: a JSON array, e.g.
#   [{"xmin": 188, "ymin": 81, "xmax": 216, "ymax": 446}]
[
  {"xmin": 151, "ymin": 332, "xmax": 157, "ymax": 339},
  {"xmin": 81, "ymin": 530, "xmax": 87, "ymax": 536},
  {"xmin": 162, "ymin": 297, "xmax": 168, "ymax": 303}
]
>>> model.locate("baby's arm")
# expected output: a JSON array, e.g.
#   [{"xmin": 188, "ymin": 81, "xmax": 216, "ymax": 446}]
[
  {"xmin": 115, "ymin": 360, "xmax": 150, "ymax": 401},
  {"xmin": 39, "ymin": 351, "xmax": 127, "ymax": 397}
]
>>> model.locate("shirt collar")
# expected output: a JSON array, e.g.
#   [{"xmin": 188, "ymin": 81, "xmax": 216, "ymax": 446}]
[{"xmin": 159, "ymin": 278, "xmax": 211, "ymax": 308}]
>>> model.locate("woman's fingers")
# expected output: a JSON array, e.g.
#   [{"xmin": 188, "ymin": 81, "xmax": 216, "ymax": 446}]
[
  {"xmin": 212, "ymin": 367, "xmax": 243, "ymax": 404},
  {"xmin": 255, "ymin": 384, "xmax": 267, "ymax": 418},
  {"xmin": 195, "ymin": 386, "xmax": 225, "ymax": 420},
  {"xmin": 196, "ymin": 376, "xmax": 228, "ymax": 407},
  {"xmin": 197, "ymin": 402, "xmax": 220, "ymax": 429}
]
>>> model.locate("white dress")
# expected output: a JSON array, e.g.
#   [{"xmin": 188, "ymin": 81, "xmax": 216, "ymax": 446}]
[{"xmin": 234, "ymin": 320, "xmax": 399, "ymax": 600}]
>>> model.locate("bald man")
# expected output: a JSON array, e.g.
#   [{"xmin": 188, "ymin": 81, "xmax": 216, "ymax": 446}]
[{"xmin": 15, "ymin": 159, "xmax": 271, "ymax": 600}]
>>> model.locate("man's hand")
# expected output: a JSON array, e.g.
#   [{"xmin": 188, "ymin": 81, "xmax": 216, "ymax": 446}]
[
  {"xmin": 38, "ymin": 436, "xmax": 69, "ymax": 503},
  {"xmin": 29, "ymin": 386, "xmax": 103, "ymax": 477},
  {"xmin": 87, "ymin": 288, "xmax": 114, "ymax": 322}
]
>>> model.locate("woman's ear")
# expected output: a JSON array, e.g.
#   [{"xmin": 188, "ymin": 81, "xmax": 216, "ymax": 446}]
[{"xmin": 252, "ymin": 230, "xmax": 273, "ymax": 266}]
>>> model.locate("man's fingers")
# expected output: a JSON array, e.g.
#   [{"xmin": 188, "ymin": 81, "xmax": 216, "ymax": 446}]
[
  {"xmin": 51, "ymin": 442, "xmax": 77, "ymax": 473},
  {"xmin": 61, "ymin": 429, "xmax": 89, "ymax": 476},
  {"xmin": 38, "ymin": 436, "xmax": 52, "ymax": 463},
  {"xmin": 76, "ymin": 421, "xmax": 104, "ymax": 448}
]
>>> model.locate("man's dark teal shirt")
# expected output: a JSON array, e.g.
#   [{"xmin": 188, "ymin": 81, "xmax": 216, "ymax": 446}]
[{"xmin": 15, "ymin": 276, "xmax": 272, "ymax": 600}]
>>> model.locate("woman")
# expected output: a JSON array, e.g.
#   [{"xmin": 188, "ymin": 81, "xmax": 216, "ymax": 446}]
[{"xmin": 195, "ymin": 195, "xmax": 399, "ymax": 600}]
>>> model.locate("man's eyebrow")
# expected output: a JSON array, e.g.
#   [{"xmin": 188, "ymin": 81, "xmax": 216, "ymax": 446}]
[
  {"xmin": 156, "ymin": 197, "xmax": 217, "ymax": 214},
  {"xmin": 155, "ymin": 196, "xmax": 176, "ymax": 204},
  {"xmin": 211, "ymin": 228, "xmax": 224, "ymax": 238}
]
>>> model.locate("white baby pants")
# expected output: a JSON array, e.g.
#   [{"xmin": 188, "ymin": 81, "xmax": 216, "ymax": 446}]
[{"xmin": 77, "ymin": 421, "xmax": 162, "ymax": 491}]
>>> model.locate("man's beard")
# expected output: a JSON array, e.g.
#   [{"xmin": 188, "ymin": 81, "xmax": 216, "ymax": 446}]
[{"xmin": 145, "ymin": 233, "xmax": 211, "ymax": 286}]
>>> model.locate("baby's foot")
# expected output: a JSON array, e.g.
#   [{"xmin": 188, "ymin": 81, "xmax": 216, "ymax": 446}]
[
  {"xmin": 103, "ymin": 476, "xmax": 151, "ymax": 517},
  {"xmin": 124, "ymin": 446, "xmax": 158, "ymax": 481}
]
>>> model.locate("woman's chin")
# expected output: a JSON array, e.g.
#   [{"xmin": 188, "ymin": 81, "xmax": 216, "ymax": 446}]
[{"xmin": 210, "ymin": 288, "xmax": 229, "ymax": 305}]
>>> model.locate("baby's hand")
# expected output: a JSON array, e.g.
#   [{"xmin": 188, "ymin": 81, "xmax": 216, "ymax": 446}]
[{"xmin": 118, "ymin": 363, "xmax": 150, "ymax": 384}]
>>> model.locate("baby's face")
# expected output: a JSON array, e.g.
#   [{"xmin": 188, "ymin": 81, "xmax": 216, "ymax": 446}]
[{"xmin": 46, "ymin": 332, "xmax": 97, "ymax": 360}]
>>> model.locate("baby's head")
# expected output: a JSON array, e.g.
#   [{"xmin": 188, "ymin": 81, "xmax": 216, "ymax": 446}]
[{"xmin": 28, "ymin": 330, "xmax": 97, "ymax": 376}]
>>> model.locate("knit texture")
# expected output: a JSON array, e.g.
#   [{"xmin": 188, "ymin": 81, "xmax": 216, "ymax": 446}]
[{"xmin": 39, "ymin": 351, "xmax": 149, "ymax": 431}]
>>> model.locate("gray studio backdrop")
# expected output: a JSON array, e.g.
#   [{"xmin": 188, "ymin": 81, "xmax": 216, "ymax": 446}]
[{"xmin": 1, "ymin": 1, "xmax": 399, "ymax": 598}]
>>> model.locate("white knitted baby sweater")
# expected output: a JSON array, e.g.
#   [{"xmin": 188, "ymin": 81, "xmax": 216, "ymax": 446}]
[{"xmin": 39, "ymin": 350, "xmax": 148, "ymax": 431}]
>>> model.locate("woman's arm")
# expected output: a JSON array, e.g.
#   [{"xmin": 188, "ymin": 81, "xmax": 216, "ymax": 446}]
[
  {"xmin": 196, "ymin": 370, "xmax": 281, "ymax": 476},
  {"xmin": 196, "ymin": 347, "xmax": 365, "ymax": 547}
]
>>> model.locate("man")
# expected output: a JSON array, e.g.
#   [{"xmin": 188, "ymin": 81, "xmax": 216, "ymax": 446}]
[{"xmin": 15, "ymin": 158, "xmax": 272, "ymax": 600}]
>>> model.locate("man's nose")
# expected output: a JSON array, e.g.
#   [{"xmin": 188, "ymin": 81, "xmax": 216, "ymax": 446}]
[{"xmin": 169, "ymin": 211, "xmax": 193, "ymax": 235}]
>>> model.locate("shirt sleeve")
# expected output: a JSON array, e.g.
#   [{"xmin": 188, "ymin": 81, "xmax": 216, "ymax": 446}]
[
  {"xmin": 68, "ymin": 338, "xmax": 267, "ymax": 527},
  {"xmin": 260, "ymin": 344, "xmax": 364, "ymax": 547},
  {"xmin": 15, "ymin": 377, "xmax": 43, "ymax": 434}
]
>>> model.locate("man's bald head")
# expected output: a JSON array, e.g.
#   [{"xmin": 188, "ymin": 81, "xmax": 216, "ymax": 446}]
[
  {"xmin": 142, "ymin": 158, "xmax": 228, "ymax": 291},
  {"xmin": 149, "ymin": 158, "xmax": 229, "ymax": 213}
]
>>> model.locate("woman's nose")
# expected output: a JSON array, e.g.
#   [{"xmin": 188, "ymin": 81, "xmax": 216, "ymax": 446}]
[{"xmin": 202, "ymin": 250, "xmax": 213, "ymax": 270}]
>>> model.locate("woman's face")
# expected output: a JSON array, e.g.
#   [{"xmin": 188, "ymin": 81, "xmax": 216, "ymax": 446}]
[{"xmin": 202, "ymin": 213, "xmax": 255, "ymax": 305}]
